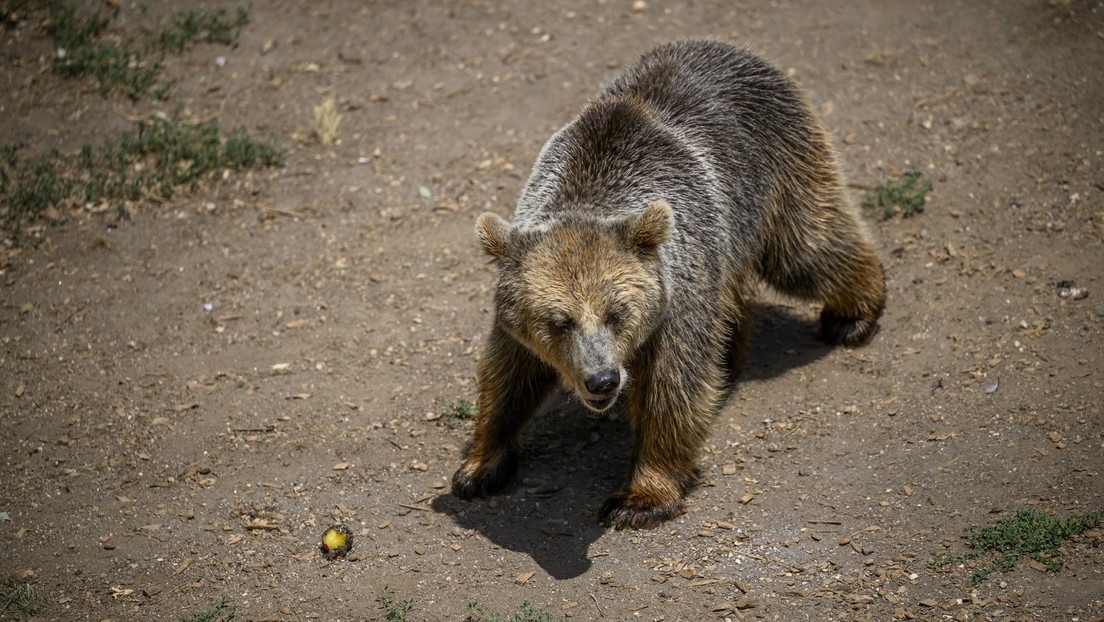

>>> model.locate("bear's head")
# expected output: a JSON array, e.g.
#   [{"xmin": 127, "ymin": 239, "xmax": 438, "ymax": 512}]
[{"xmin": 475, "ymin": 200, "xmax": 672, "ymax": 412}]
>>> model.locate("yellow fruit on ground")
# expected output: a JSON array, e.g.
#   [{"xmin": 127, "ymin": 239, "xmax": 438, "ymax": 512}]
[{"xmin": 320, "ymin": 524, "xmax": 353, "ymax": 559}]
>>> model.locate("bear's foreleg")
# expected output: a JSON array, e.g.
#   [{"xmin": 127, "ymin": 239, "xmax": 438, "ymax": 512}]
[
  {"xmin": 452, "ymin": 323, "xmax": 556, "ymax": 500},
  {"xmin": 600, "ymin": 331, "xmax": 727, "ymax": 529}
]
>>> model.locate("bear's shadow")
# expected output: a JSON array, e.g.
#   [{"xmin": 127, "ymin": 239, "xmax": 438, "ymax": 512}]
[{"xmin": 432, "ymin": 303, "xmax": 831, "ymax": 579}]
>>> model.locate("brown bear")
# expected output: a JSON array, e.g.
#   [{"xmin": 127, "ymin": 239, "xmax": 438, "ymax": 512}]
[{"xmin": 451, "ymin": 39, "xmax": 886, "ymax": 529}]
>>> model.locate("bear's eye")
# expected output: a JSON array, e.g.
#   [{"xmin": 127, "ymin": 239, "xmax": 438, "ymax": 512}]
[
  {"xmin": 548, "ymin": 316, "xmax": 575, "ymax": 334},
  {"xmin": 606, "ymin": 310, "xmax": 622, "ymax": 327},
  {"xmin": 606, "ymin": 301, "xmax": 630, "ymax": 329}
]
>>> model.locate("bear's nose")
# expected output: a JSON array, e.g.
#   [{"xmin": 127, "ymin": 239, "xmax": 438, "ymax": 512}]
[{"xmin": 585, "ymin": 369, "xmax": 620, "ymax": 396}]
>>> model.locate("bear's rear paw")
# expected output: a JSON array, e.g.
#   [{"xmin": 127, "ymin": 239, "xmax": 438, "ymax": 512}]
[
  {"xmin": 599, "ymin": 491, "xmax": 685, "ymax": 529},
  {"xmin": 451, "ymin": 451, "xmax": 519, "ymax": 500},
  {"xmin": 820, "ymin": 308, "xmax": 880, "ymax": 347}
]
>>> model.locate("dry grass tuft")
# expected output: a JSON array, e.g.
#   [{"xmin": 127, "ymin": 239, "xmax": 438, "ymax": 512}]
[{"xmin": 313, "ymin": 98, "xmax": 341, "ymax": 145}]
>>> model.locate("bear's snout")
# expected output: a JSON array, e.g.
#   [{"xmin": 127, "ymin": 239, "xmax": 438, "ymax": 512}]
[
  {"xmin": 570, "ymin": 328, "xmax": 623, "ymax": 412},
  {"xmin": 579, "ymin": 367, "xmax": 622, "ymax": 413},
  {"xmin": 585, "ymin": 369, "xmax": 620, "ymax": 397}
]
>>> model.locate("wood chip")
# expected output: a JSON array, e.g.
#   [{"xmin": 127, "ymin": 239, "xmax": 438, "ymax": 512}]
[
  {"xmin": 1025, "ymin": 560, "xmax": 1050, "ymax": 572},
  {"xmin": 515, "ymin": 570, "xmax": 535, "ymax": 585},
  {"xmin": 734, "ymin": 597, "xmax": 759, "ymax": 609},
  {"xmin": 738, "ymin": 491, "xmax": 756, "ymax": 505},
  {"xmin": 173, "ymin": 557, "xmax": 193, "ymax": 576},
  {"xmin": 846, "ymin": 593, "xmax": 874, "ymax": 604}
]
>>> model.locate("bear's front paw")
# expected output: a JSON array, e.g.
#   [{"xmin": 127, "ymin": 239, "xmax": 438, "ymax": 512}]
[
  {"xmin": 450, "ymin": 451, "xmax": 519, "ymax": 500},
  {"xmin": 820, "ymin": 308, "xmax": 880, "ymax": 347},
  {"xmin": 599, "ymin": 491, "xmax": 685, "ymax": 529}
]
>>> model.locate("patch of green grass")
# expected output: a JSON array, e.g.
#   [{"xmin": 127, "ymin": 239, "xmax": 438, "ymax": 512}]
[
  {"xmin": 3, "ymin": 3, "xmax": 274, "ymax": 241},
  {"xmin": 115, "ymin": 113, "xmax": 283, "ymax": 195},
  {"xmin": 448, "ymin": 399, "xmax": 478, "ymax": 420},
  {"xmin": 223, "ymin": 125, "xmax": 285, "ymax": 170},
  {"xmin": 46, "ymin": 5, "xmax": 162, "ymax": 99},
  {"xmin": 181, "ymin": 596, "xmax": 236, "ymax": 622},
  {"xmin": 861, "ymin": 170, "xmax": 932, "ymax": 221},
  {"xmin": 0, "ymin": 144, "xmax": 71, "ymax": 227},
  {"xmin": 440, "ymin": 398, "xmax": 479, "ymax": 429},
  {"xmin": 1, "ymin": 115, "xmax": 283, "ymax": 238},
  {"xmin": 375, "ymin": 589, "xmax": 564, "ymax": 622},
  {"xmin": 159, "ymin": 6, "xmax": 250, "ymax": 53},
  {"xmin": 932, "ymin": 507, "xmax": 1104, "ymax": 585},
  {"xmin": 466, "ymin": 601, "xmax": 566, "ymax": 622},
  {"xmin": 0, "ymin": 582, "xmax": 41, "ymax": 618},
  {"xmin": 377, "ymin": 587, "xmax": 415, "ymax": 622},
  {"xmin": 43, "ymin": 4, "xmax": 111, "ymax": 48},
  {"xmin": 43, "ymin": 3, "xmax": 250, "ymax": 99}
]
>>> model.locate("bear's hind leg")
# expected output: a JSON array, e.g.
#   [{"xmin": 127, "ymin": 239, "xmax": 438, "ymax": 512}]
[
  {"xmin": 758, "ymin": 191, "xmax": 886, "ymax": 347},
  {"xmin": 452, "ymin": 324, "xmax": 556, "ymax": 499}
]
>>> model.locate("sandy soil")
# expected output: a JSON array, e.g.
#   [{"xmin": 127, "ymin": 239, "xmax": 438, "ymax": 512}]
[{"xmin": 1, "ymin": 1, "xmax": 1103, "ymax": 620}]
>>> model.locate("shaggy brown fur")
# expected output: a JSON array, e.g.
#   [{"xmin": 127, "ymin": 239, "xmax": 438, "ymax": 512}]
[{"xmin": 452, "ymin": 40, "xmax": 885, "ymax": 529}]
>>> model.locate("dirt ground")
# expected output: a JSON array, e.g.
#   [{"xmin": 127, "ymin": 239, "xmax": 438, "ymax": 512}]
[{"xmin": 2, "ymin": 0, "xmax": 1103, "ymax": 620}]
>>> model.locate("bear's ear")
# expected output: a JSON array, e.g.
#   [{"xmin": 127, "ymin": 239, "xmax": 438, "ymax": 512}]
[
  {"xmin": 475, "ymin": 212, "xmax": 520, "ymax": 263},
  {"xmin": 621, "ymin": 200, "xmax": 673, "ymax": 253}
]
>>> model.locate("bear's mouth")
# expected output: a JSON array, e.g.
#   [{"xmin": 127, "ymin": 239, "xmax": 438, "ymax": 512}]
[{"xmin": 583, "ymin": 395, "xmax": 617, "ymax": 412}]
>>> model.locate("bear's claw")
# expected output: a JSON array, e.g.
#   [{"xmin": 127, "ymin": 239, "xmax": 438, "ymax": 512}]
[
  {"xmin": 450, "ymin": 451, "xmax": 519, "ymax": 500},
  {"xmin": 820, "ymin": 308, "xmax": 880, "ymax": 347},
  {"xmin": 599, "ymin": 493, "xmax": 685, "ymax": 530}
]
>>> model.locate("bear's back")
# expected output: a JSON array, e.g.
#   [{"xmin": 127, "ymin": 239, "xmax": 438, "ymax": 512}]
[
  {"xmin": 513, "ymin": 40, "xmax": 837, "ymax": 276},
  {"xmin": 600, "ymin": 40, "xmax": 820, "ymax": 222}
]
